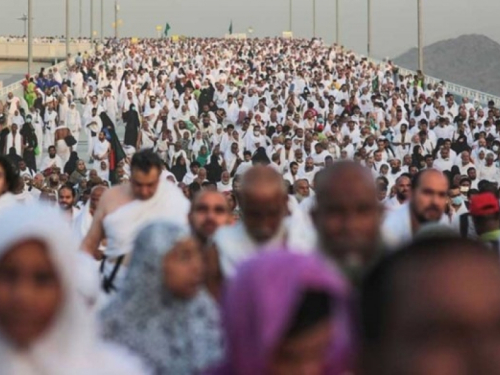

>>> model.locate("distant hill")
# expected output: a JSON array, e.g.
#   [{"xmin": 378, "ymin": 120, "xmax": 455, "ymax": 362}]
[{"xmin": 394, "ymin": 34, "xmax": 500, "ymax": 97}]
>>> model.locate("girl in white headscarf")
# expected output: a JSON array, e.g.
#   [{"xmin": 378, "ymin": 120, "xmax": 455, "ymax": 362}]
[
  {"xmin": 0, "ymin": 203, "xmax": 150, "ymax": 375},
  {"xmin": 100, "ymin": 221, "xmax": 224, "ymax": 375}
]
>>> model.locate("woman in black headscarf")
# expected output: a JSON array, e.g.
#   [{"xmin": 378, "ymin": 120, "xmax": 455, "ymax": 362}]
[
  {"xmin": 171, "ymin": 155, "xmax": 188, "ymax": 182},
  {"xmin": 64, "ymin": 151, "xmax": 80, "ymax": 176},
  {"xmin": 206, "ymin": 153, "xmax": 224, "ymax": 183},
  {"xmin": 20, "ymin": 115, "xmax": 38, "ymax": 171},
  {"xmin": 252, "ymin": 147, "xmax": 271, "ymax": 166},
  {"xmin": 411, "ymin": 145, "xmax": 425, "ymax": 169},
  {"xmin": 123, "ymin": 104, "xmax": 141, "ymax": 147}
]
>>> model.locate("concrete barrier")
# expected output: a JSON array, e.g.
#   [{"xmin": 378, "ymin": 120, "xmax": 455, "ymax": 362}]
[{"xmin": 0, "ymin": 41, "xmax": 93, "ymax": 62}]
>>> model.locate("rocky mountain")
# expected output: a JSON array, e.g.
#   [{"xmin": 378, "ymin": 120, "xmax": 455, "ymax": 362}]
[{"xmin": 394, "ymin": 34, "xmax": 500, "ymax": 97}]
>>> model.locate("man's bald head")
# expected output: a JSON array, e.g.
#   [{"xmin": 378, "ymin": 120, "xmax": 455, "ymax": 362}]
[
  {"xmin": 241, "ymin": 166, "xmax": 287, "ymax": 197},
  {"xmin": 313, "ymin": 162, "xmax": 382, "ymax": 282},
  {"xmin": 240, "ymin": 166, "xmax": 288, "ymax": 243}
]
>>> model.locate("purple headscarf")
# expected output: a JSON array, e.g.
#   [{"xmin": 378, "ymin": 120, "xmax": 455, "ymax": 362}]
[{"xmin": 206, "ymin": 249, "xmax": 354, "ymax": 375}]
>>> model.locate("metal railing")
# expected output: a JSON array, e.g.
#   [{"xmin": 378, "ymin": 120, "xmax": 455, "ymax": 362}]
[
  {"xmin": 367, "ymin": 57, "xmax": 500, "ymax": 107},
  {"xmin": 0, "ymin": 60, "xmax": 68, "ymax": 101}
]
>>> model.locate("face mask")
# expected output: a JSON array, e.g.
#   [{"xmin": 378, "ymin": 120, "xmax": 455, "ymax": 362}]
[
  {"xmin": 254, "ymin": 131, "xmax": 260, "ymax": 137},
  {"xmin": 451, "ymin": 196, "xmax": 463, "ymax": 206},
  {"xmin": 493, "ymin": 145, "xmax": 499, "ymax": 152},
  {"xmin": 131, "ymin": 106, "xmax": 136, "ymax": 111}
]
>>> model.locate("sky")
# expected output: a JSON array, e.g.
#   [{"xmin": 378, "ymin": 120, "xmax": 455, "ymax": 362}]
[{"xmin": 1, "ymin": 0, "xmax": 500, "ymax": 59}]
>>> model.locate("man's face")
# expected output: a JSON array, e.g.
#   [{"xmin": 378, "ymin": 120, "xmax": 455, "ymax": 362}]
[
  {"xmin": 89, "ymin": 187, "xmax": 105, "ymax": 213},
  {"xmin": 189, "ymin": 193, "xmax": 230, "ymax": 243},
  {"xmin": 305, "ymin": 158, "xmax": 314, "ymax": 170},
  {"xmin": 241, "ymin": 187, "xmax": 287, "ymax": 243},
  {"xmin": 295, "ymin": 180, "xmax": 310, "ymax": 199},
  {"xmin": 411, "ymin": 172, "xmax": 448, "ymax": 224},
  {"xmin": 396, "ymin": 177, "xmax": 411, "ymax": 201},
  {"xmin": 312, "ymin": 172, "xmax": 382, "ymax": 268},
  {"xmin": 468, "ymin": 168, "xmax": 477, "ymax": 180},
  {"xmin": 58, "ymin": 188, "xmax": 73, "ymax": 210},
  {"xmin": 130, "ymin": 167, "xmax": 161, "ymax": 200},
  {"xmin": 440, "ymin": 148, "xmax": 450, "ymax": 160},
  {"xmin": 98, "ymin": 132, "xmax": 105, "ymax": 141},
  {"xmin": 375, "ymin": 253, "xmax": 500, "ymax": 375},
  {"xmin": 462, "ymin": 152, "xmax": 471, "ymax": 164}
]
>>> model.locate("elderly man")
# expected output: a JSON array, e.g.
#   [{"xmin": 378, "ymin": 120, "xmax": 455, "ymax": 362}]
[
  {"xmin": 209, "ymin": 166, "xmax": 314, "ymax": 296},
  {"xmin": 313, "ymin": 162, "xmax": 383, "ymax": 284}
]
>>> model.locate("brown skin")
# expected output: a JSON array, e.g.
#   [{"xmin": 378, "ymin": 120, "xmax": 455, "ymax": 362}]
[
  {"xmin": 0, "ymin": 165, "xmax": 7, "ymax": 195},
  {"xmin": 240, "ymin": 186, "xmax": 288, "ymax": 242},
  {"xmin": 0, "ymin": 240, "xmax": 62, "ymax": 348},
  {"xmin": 269, "ymin": 320, "xmax": 334, "ymax": 375},
  {"xmin": 89, "ymin": 186, "xmax": 107, "ymax": 216},
  {"xmin": 58, "ymin": 187, "xmax": 74, "ymax": 211},
  {"xmin": 189, "ymin": 191, "xmax": 231, "ymax": 245},
  {"xmin": 365, "ymin": 251, "xmax": 500, "ymax": 375},
  {"xmin": 395, "ymin": 176, "xmax": 411, "ymax": 203},
  {"xmin": 163, "ymin": 238, "xmax": 204, "ymax": 300},
  {"xmin": 82, "ymin": 166, "xmax": 162, "ymax": 259},
  {"xmin": 130, "ymin": 167, "xmax": 161, "ymax": 201},
  {"xmin": 409, "ymin": 169, "xmax": 448, "ymax": 234},
  {"xmin": 189, "ymin": 191, "xmax": 232, "ymax": 301},
  {"xmin": 312, "ymin": 163, "xmax": 382, "ymax": 268}
]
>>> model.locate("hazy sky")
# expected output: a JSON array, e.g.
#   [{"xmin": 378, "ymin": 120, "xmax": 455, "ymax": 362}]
[{"xmin": 1, "ymin": 0, "xmax": 500, "ymax": 59}]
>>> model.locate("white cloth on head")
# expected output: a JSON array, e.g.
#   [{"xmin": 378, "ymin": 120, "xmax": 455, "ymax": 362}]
[
  {"xmin": 103, "ymin": 180, "xmax": 190, "ymax": 259},
  {"xmin": 0, "ymin": 203, "xmax": 150, "ymax": 375}
]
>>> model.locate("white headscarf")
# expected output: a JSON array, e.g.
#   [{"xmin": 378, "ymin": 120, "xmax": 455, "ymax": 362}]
[
  {"xmin": 0, "ymin": 204, "xmax": 149, "ymax": 375},
  {"xmin": 100, "ymin": 221, "xmax": 224, "ymax": 375}
]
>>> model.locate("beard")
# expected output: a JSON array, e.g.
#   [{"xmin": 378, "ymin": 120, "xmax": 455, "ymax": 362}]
[{"xmin": 411, "ymin": 200, "xmax": 443, "ymax": 224}]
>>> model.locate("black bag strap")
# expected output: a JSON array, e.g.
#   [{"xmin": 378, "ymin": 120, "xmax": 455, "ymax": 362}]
[
  {"xmin": 102, "ymin": 255, "xmax": 125, "ymax": 294},
  {"xmin": 459, "ymin": 213, "xmax": 469, "ymax": 238}
]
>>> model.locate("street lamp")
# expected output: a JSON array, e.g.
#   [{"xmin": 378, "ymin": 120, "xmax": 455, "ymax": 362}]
[
  {"xmin": 27, "ymin": 1, "xmax": 33, "ymax": 75},
  {"xmin": 65, "ymin": 0, "xmax": 70, "ymax": 64},
  {"xmin": 247, "ymin": 27, "xmax": 254, "ymax": 38},
  {"xmin": 367, "ymin": 0, "xmax": 371, "ymax": 57},
  {"xmin": 18, "ymin": 14, "xmax": 28, "ymax": 36},
  {"xmin": 114, "ymin": 1, "xmax": 120, "ymax": 39},
  {"xmin": 417, "ymin": 0, "xmax": 424, "ymax": 72},
  {"xmin": 313, "ymin": 0, "xmax": 316, "ymax": 38}
]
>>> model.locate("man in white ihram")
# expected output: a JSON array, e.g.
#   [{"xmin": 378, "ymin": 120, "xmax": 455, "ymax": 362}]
[{"xmin": 81, "ymin": 150, "xmax": 190, "ymax": 293}]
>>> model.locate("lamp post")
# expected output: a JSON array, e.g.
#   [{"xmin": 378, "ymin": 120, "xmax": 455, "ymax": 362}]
[
  {"xmin": 65, "ymin": 0, "xmax": 70, "ymax": 64},
  {"xmin": 90, "ymin": 0, "xmax": 94, "ymax": 43},
  {"xmin": 417, "ymin": 0, "xmax": 424, "ymax": 72},
  {"xmin": 79, "ymin": 0, "xmax": 82, "ymax": 37},
  {"xmin": 27, "ymin": 3, "xmax": 33, "ymax": 75},
  {"xmin": 115, "ymin": 1, "xmax": 119, "ymax": 39},
  {"xmin": 313, "ymin": 0, "xmax": 316, "ymax": 38},
  {"xmin": 101, "ymin": 0, "xmax": 104, "ymax": 42},
  {"xmin": 367, "ymin": 0, "xmax": 371, "ymax": 57},
  {"xmin": 336, "ymin": 0, "xmax": 340, "ymax": 45}
]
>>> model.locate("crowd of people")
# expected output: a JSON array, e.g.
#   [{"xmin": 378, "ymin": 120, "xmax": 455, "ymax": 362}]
[{"xmin": 0, "ymin": 37, "xmax": 500, "ymax": 374}]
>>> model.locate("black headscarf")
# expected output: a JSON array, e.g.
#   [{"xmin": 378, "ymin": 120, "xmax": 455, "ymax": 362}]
[
  {"xmin": 64, "ymin": 151, "xmax": 79, "ymax": 175},
  {"xmin": 252, "ymin": 147, "xmax": 271, "ymax": 166},
  {"xmin": 171, "ymin": 157, "xmax": 187, "ymax": 182},
  {"xmin": 206, "ymin": 154, "xmax": 224, "ymax": 183}
]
